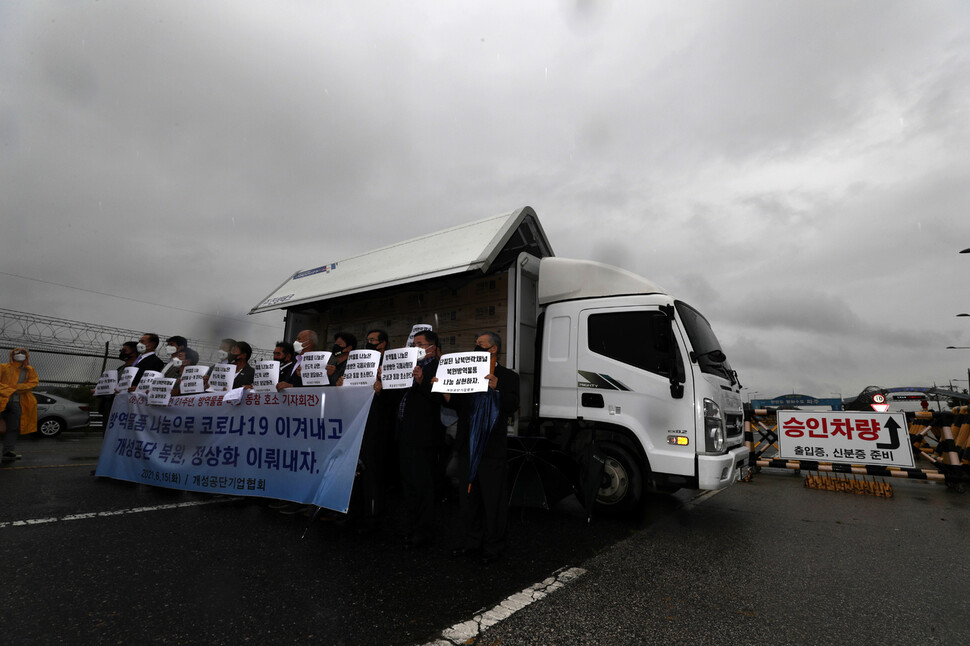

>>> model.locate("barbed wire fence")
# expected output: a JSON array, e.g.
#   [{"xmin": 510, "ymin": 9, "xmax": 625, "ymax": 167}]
[{"xmin": 0, "ymin": 308, "xmax": 274, "ymax": 387}]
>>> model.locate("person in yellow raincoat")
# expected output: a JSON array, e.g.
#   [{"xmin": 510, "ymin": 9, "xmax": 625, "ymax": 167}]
[{"xmin": 1, "ymin": 347, "xmax": 39, "ymax": 461}]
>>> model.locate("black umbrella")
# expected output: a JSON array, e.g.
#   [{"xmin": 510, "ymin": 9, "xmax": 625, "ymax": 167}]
[{"xmin": 506, "ymin": 435, "xmax": 577, "ymax": 510}]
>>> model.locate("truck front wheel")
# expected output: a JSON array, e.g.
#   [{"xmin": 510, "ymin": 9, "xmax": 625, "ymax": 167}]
[{"xmin": 595, "ymin": 443, "xmax": 643, "ymax": 514}]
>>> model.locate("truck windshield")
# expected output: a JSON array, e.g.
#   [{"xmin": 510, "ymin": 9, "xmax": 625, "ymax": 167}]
[{"xmin": 675, "ymin": 301, "xmax": 734, "ymax": 381}]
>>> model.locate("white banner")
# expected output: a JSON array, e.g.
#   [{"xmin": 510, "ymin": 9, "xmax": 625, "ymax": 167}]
[
  {"xmin": 96, "ymin": 387, "xmax": 376, "ymax": 512},
  {"xmin": 95, "ymin": 370, "xmax": 119, "ymax": 396},
  {"xmin": 432, "ymin": 352, "xmax": 490, "ymax": 394},
  {"xmin": 342, "ymin": 350, "xmax": 380, "ymax": 387},
  {"xmin": 253, "ymin": 360, "xmax": 280, "ymax": 393},
  {"xmin": 300, "ymin": 351, "xmax": 332, "ymax": 386},
  {"xmin": 179, "ymin": 365, "xmax": 209, "ymax": 395},
  {"xmin": 380, "ymin": 347, "xmax": 420, "ymax": 390},
  {"xmin": 777, "ymin": 411, "xmax": 914, "ymax": 468},
  {"xmin": 208, "ymin": 364, "xmax": 236, "ymax": 392}
]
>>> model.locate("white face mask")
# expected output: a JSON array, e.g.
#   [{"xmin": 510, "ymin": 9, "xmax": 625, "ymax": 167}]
[
  {"xmin": 165, "ymin": 345, "xmax": 177, "ymax": 356},
  {"xmin": 216, "ymin": 349, "xmax": 229, "ymax": 361},
  {"xmin": 292, "ymin": 341, "xmax": 304, "ymax": 355},
  {"xmin": 415, "ymin": 347, "xmax": 426, "ymax": 361},
  {"xmin": 136, "ymin": 342, "xmax": 148, "ymax": 354},
  {"xmin": 170, "ymin": 357, "xmax": 183, "ymax": 367},
  {"xmin": 13, "ymin": 353, "xmax": 26, "ymax": 362}
]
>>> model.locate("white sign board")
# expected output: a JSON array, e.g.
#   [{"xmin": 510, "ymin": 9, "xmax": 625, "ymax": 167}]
[
  {"xmin": 135, "ymin": 370, "xmax": 162, "ymax": 396},
  {"xmin": 117, "ymin": 367, "xmax": 139, "ymax": 392},
  {"xmin": 178, "ymin": 365, "xmax": 209, "ymax": 395},
  {"xmin": 407, "ymin": 324, "xmax": 433, "ymax": 347},
  {"xmin": 431, "ymin": 352, "xmax": 491, "ymax": 394},
  {"xmin": 147, "ymin": 378, "xmax": 177, "ymax": 406},
  {"xmin": 253, "ymin": 360, "xmax": 280, "ymax": 393},
  {"xmin": 208, "ymin": 364, "xmax": 236, "ymax": 393},
  {"xmin": 94, "ymin": 370, "xmax": 119, "ymax": 396},
  {"xmin": 342, "ymin": 350, "xmax": 381, "ymax": 387},
  {"xmin": 777, "ymin": 411, "xmax": 914, "ymax": 468},
  {"xmin": 300, "ymin": 351, "xmax": 333, "ymax": 386},
  {"xmin": 380, "ymin": 348, "xmax": 420, "ymax": 390}
]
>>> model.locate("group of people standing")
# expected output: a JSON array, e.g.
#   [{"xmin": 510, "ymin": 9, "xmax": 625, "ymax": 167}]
[
  {"xmin": 278, "ymin": 327, "xmax": 520, "ymax": 564},
  {"xmin": 115, "ymin": 333, "xmax": 257, "ymax": 393},
  {"xmin": 96, "ymin": 326, "xmax": 521, "ymax": 563}
]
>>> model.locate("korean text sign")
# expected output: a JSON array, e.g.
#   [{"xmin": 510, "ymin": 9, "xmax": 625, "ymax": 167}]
[
  {"xmin": 342, "ymin": 350, "xmax": 380, "ymax": 387},
  {"xmin": 777, "ymin": 411, "xmax": 914, "ymax": 468},
  {"xmin": 94, "ymin": 370, "xmax": 119, "ymax": 396},
  {"xmin": 300, "ymin": 351, "xmax": 332, "ymax": 386},
  {"xmin": 380, "ymin": 348, "xmax": 420, "ymax": 390},
  {"xmin": 432, "ymin": 352, "xmax": 490, "ymax": 394},
  {"xmin": 95, "ymin": 387, "xmax": 375, "ymax": 512}
]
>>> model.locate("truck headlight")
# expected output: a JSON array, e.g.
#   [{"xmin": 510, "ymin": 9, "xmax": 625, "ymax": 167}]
[{"xmin": 703, "ymin": 398, "xmax": 725, "ymax": 453}]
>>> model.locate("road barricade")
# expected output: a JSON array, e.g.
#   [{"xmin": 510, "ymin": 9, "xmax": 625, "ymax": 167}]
[{"xmin": 742, "ymin": 407, "xmax": 969, "ymax": 493}]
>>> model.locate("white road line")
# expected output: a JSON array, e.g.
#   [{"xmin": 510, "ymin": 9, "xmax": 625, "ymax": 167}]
[
  {"xmin": 0, "ymin": 498, "xmax": 235, "ymax": 529},
  {"xmin": 424, "ymin": 566, "xmax": 587, "ymax": 646},
  {"xmin": 422, "ymin": 487, "xmax": 727, "ymax": 644}
]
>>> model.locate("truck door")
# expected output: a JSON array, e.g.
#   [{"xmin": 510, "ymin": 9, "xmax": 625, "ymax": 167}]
[{"xmin": 577, "ymin": 306, "xmax": 696, "ymax": 477}]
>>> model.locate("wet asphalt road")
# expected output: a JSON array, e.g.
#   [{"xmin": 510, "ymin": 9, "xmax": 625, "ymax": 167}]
[
  {"xmin": 476, "ymin": 468, "xmax": 970, "ymax": 645},
  {"xmin": 4, "ymin": 433, "xmax": 969, "ymax": 645},
  {"xmin": 1, "ymin": 432, "xmax": 662, "ymax": 645}
]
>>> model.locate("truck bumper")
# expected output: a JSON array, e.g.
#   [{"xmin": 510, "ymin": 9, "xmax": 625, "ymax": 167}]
[{"xmin": 697, "ymin": 445, "xmax": 749, "ymax": 490}]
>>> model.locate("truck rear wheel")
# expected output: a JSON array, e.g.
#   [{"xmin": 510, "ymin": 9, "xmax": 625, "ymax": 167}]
[{"xmin": 595, "ymin": 443, "xmax": 642, "ymax": 514}]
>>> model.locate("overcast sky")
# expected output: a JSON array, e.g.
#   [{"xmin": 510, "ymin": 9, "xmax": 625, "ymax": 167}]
[{"xmin": 2, "ymin": 1, "xmax": 969, "ymax": 400}]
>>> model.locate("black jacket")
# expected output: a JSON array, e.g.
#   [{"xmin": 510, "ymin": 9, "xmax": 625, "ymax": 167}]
[
  {"xmin": 233, "ymin": 363, "xmax": 255, "ymax": 388},
  {"xmin": 397, "ymin": 358, "xmax": 444, "ymax": 447}
]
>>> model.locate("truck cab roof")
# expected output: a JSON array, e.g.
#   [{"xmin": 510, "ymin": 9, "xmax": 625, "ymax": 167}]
[{"xmin": 537, "ymin": 257, "xmax": 667, "ymax": 305}]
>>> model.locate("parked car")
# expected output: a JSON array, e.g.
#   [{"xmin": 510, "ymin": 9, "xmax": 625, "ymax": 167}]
[{"xmin": 33, "ymin": 392, "xmax": 91, "ymax": 438}]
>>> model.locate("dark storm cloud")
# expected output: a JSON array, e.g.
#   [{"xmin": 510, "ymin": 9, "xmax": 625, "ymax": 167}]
[{"xmin": 2, "ymin": 1, "xmax": 969, "ymax": 396}]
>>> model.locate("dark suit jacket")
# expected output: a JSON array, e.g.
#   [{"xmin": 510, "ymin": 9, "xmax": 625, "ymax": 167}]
[
  {"xmin": 278, "ymin": 361, "xmax": 296, "ymax": 384},
  {"xmin": 233, "ymin": 364, "xmax": 255, "ymax": 388},
  {"xmin": 398, "ymin": 358, "xmax": 443, "ymax": 448},
  {"xmin": 131, "ymin": 353, "xmax": 165, "ymax": 388}
]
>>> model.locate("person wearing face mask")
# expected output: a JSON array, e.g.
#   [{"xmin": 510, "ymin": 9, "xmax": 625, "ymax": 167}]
[
  {"xmin": 231, "ymin": 342, "xmax": 255, "ymax": 389},
  {"xmin": 162, "ymin": 337, "xmax": 189, "ymax": 380},
  {"xmin": 93, "ymin": 341, "xmax": 139, "ymax": 422},
  {"xmin": 326, "ymin": 332, "xmax": 356, "ymax": 386},
  {"xmin": 1, "ymin": 347, "xmax": 40, "ymax": 461},
  {"xmin": 164, "ymin": 336, "xmax": 188, "ymax": 359},
  {"xmin": 277, "ymin": 329, "xmax": 317, "ymax": 390},
  {"xmin": 118, "ymin": 341, "xmax": 139, "ymax": 369},
  {"xmin": 274, "ymin": 341, "xmax": 297, "ymax": 385},
  {"xmin": 214, "ymin": 338, "xmax": 237, "ymax": 364},
  {"xmin": 446, "ymin": 331, "xmax": 519, "ymax": 565},
  {"xmin": 129, "ymin": 333, "xmax": 165, "ymax": 390}
]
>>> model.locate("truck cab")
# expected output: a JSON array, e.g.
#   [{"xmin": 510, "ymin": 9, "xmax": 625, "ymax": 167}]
[{"xmin": 530, "ymin": 257, "xmax": 747, "ymax": 512}]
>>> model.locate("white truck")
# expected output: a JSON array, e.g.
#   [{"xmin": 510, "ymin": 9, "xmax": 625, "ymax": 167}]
[{"xmin": 252, "ymin": 207, "xmax": 748, "ymax": 512}]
